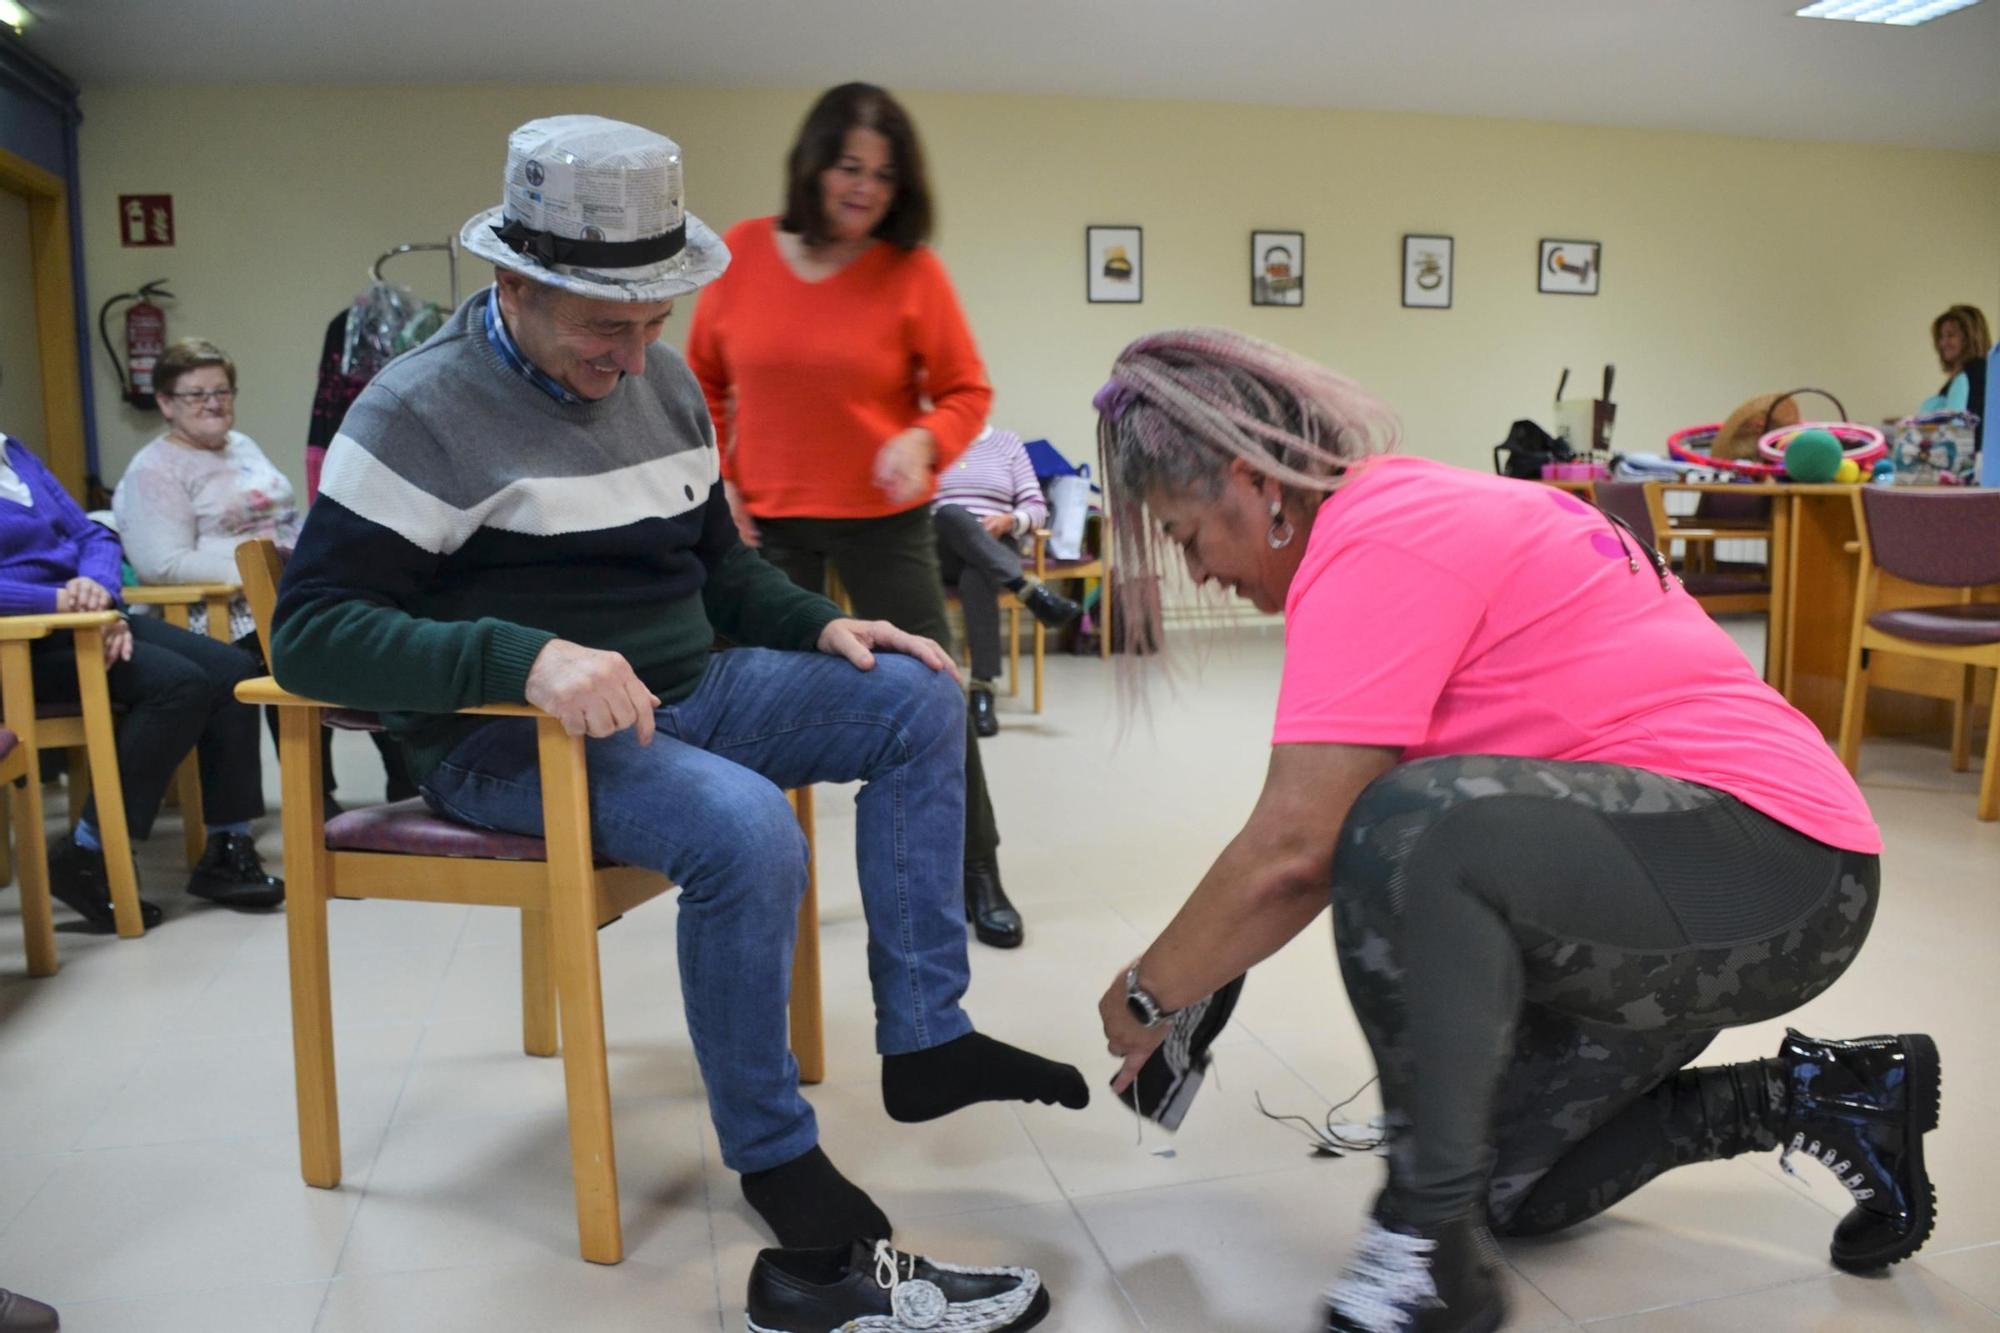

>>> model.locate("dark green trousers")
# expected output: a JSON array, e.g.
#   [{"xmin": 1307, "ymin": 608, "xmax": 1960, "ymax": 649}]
[{"xmin": 756, "ymin": 505, "xmax": 1000, "ymax": 863}]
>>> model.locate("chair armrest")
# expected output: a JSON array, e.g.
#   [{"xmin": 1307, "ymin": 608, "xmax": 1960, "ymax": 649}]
[
  {"xmin": 0, "ymin": 610, "xmax": 124, "ymax": 641},
  {"xmin": 234, "ymin": 674, "xmax": 541, "ymax": 718},
  {"xmin": 124, "ymin": 583, "xmax": 240, "ymax": 606},
  {"xmin": 1661, "ymin": 526, "xmax": 1773, "ymax": 543}
]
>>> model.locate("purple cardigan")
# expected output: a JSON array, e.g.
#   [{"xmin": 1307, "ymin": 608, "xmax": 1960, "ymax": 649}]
[{"xmin": 0, "ymin": 436, "xmax": 126, "ymax": 615}]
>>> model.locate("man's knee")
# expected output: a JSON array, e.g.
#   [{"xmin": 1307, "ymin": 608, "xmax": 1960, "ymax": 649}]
[{"xmin": 678, "ymin": 782, "xmax": 810, "ymax": 901}]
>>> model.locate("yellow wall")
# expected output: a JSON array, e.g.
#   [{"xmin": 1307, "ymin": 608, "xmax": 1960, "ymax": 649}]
[
  {"xmin": 0, "ymin": 188, "xmax": 48, "ymax": 456},
  {"xmin": 77, "ymin": 83, "xmax": 2000, "ymax": 499}
]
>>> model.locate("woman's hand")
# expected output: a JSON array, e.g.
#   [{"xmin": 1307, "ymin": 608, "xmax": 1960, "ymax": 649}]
[
  {"xmin": 102, "ymin": 619, "xmax": 134, "ymax": 667},
  {"xmin": 817, "ymin": 618, "xmax": 955, "ymax": 673},
  {"xmin": 723, "ymin": 480, "xmax": 761, "ymax": 548},
  {"xmin": 981, "ymin": 513, "xmax": 1015, "ymax": 540},
  {"xmin": 1100, "ymin": 958, "xmax": 1171, "ymax": 1095},
  {"xmin": 56, "ymin": 577, "xmax": 115, "ymax": 613},
  {"xmin": 872, "ymin": 428, "xmax": 937, "ymax": 506}
]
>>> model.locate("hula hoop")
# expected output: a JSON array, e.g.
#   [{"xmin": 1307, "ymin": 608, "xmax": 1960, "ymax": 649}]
[
  {"xmin": 1667, "ymin": 423, "xmax": 1784, "ymax": 478},
  {"xmin": 1755, "ymin": 421, "xmax": 1888, "ymax": 468}
]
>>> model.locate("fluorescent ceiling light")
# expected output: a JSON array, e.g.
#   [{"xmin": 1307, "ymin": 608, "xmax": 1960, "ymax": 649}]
[
  {"xmin": 1796, "ymin": 0, "xmax": 1983, "ymax": 23},
  {"xmin": 0, "ymin": 0, "xmax": 28, "ymax": 32}
]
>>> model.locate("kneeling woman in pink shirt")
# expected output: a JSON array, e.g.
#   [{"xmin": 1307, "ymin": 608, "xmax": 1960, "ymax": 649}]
[{"xmin": 1090, "ymin": 330, "xmax": 1937, "ymax": 1333}]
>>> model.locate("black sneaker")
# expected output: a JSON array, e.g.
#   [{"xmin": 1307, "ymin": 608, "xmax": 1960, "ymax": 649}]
[
  {"xmin": 1779, "ymin": 1028, "xmax": 1941, "ymax": 1272},
  {"xmin": 47, "ymin": 834, "xmax": 161, "ymax": 933},
  {"xmin": 1018, "ymin": 581, "xmax": 1081, "ymax": 629},
  {"xmin": 969, "ymin": 682, "xmax": 1000, "ymax": 738},
  {"xmin": 1116, "ymin": 973, "xmax": 1244, "ymax": 1131},
  {"xmin": 1323, "ymin": 1206, "xmax": 1507, "ymax": 1333},
  {"xmin": 186, "ymin": 832, "xmax": 285, "ymax": 911},
  {"xmin": 748, "ymin": 1238, "xmax": 1048, "ymax": 1333}
]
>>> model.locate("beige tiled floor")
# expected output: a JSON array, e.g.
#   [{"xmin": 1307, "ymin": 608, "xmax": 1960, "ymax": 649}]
[{"xmin": 2, "ymin": 624, "xmax": 1996, "ymax": 1331}]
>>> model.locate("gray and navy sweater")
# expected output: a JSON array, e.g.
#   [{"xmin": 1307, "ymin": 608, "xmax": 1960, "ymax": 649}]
[{"xmin": 272, "ymin": 291, "xmax": 841, "ymax": 782}]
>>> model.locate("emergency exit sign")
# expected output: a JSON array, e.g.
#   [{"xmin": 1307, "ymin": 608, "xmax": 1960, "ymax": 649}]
[{"xmin": 118, "ymin": 195, "xmax": 174, "ymax": 247}]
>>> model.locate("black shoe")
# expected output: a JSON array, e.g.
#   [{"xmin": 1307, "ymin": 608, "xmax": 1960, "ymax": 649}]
[
  {"xmin": 963, "ymin": 858, "xmax": 1022, "ymax": 949},
  {"xmin": 1324, "ymin": 1205, "xmax": 1507, "ymax": 1333},
  {"xmin": 0, "ymin": 1287, "xmax": 59, "ymax": 1333},
  {"xmin": 47, "ymin": 834, "xmax": 161, "ymax": 933},
  {"xmin": 186, "ymin": 832, "xmax": 285, "ymax": 911},
  {"xmin": 748, "ymin": 1238, "xmax": 1048, "ymax": 1333},
  {"xmin": 969, "ymin": 683, "xmax": 999, "ymax": 738},
  {"xmin": 1779, "ymin": 1028, "xmax": 1941, "ymax": 1272},
  {"xmin": 1018, "ymin": 581, "xmax": 1081, "ymax": 630},
  {"xmin": 1117, "ymin": 973, "xmax": 1243, "ymax": 1132}
]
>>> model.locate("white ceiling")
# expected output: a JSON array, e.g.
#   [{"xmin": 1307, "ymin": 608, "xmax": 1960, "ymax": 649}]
[{"xmin": 20, "ymin": 0, "xmax": 2000, "ymax": 153}]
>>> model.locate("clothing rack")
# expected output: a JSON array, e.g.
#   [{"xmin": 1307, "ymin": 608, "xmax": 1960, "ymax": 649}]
[{"xmin": 371, "ymin": 238, "xmax": 459, "ymax": 306}]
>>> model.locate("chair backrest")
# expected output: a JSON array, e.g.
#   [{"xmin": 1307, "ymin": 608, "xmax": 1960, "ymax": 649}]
[
  {"xmin": 1859, "ymin": 489, "xmax": 2000, "ymax": 588},
  {"xmin": 1591, "ymin": 482, "xmax": 1657, "ymax": 549},
  {"xmin": 236, "ymin": 539, "xmax": 287, "ymax": 646},
  {"xmin": 1693, "ymin": 491, "xmax": 1773, "ymax": 524}
]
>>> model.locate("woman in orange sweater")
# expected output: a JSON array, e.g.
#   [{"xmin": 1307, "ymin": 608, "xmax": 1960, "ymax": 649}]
[{"xmin": 687, "ymin": 82, "xmax": 1027, "ymax": 950}]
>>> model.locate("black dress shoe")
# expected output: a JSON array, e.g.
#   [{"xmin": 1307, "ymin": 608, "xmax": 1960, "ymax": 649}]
[
  {"xmin": 748, "ymin": 1238, "xmax": 1048, "ymax": 1333},
  {"xmin": 1019, "ymin": 581, "xmax": 1081, "ymax": 629},
  {"xmin": 964, "ymin": 858, "xmax": 1023, "ymax": 949},
  {"xmin": 0, "ymin": 1287, "xmax": 59, "ymax": 1333},
  {"xmin": 48, "ymin": 834, "xmax": 162, "ymax": 933},
  {"xmin": 186, "ymin": 832, "xmax": 285, "ymax": 911},
  {"xmin": 1779, "ymin": 1028, "xmax": 1941, "ymax": 1272},
  {"xmin": 969, "ymin": 683, "xmax": 999, "ymax": 737}
]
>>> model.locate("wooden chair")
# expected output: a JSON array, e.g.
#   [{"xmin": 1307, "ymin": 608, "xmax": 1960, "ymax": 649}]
[
  {"xmin": 1836, "ymin": 489, "xmax": 2000, "ymax": 821},
  {"xmin": 0, "ymin": 725, "xmax": 51, "ymax": 975},
  {"xmin": 992, "ymin": 517, "xmax": 1113, "ymax": 714},
  {"xmin": 1595, "ymin": 482, "xmax": 1784, "ymax": 682},
  {"xmin": 235, "ymin": 540, "xmax": 825, "ymax": 1264},
  {"xmin": 0, "ymin": 610, "xmax": 148, "ymax": 966}
]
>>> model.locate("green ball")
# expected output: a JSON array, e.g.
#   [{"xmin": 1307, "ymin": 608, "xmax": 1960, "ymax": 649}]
[{"xmin": 1784, "ymin": 428, "xmax": 1844, "ymax": 483}]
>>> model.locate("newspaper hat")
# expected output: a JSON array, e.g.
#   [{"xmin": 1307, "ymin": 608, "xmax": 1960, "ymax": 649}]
[{"xmin": 460, "ymin": 115, "xmax": 729, "ymax": 303}]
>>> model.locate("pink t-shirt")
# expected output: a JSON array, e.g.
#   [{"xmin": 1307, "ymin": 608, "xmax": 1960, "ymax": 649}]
[{"xmin": 1274, "ymin": 456, "xmax": 1880, "ymax": 853}]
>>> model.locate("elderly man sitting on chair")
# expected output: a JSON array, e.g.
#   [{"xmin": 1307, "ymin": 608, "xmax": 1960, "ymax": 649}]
[{"xmin": 272, "ymin": 116, "xmax": 1087, "ymax": 1250}]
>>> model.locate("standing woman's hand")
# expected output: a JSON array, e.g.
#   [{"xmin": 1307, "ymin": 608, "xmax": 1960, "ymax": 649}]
[
  {"xmin": 872, "ymin": 428, "xmax": 937, "ymax": 506},
  {"xmin": 723, "ymin": 480, "xmax": 761, "ymax": 548}
]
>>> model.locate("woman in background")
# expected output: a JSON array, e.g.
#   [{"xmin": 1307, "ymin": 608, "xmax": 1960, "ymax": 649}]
[
  {"xmin": 1925, "ymin": 304, "xmax": 1989, "ymax": 428},
  {"xmin": 688, "ymin": 82, "xmax": 1030, "ymax": 950}
]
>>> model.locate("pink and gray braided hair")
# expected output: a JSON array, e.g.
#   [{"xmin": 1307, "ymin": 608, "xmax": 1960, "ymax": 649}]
[{"xmin": 1093, "ymin": 328, "xmax": 1400, "ymax": 660}]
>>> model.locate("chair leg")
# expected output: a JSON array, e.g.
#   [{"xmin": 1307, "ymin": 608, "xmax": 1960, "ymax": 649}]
[
  {"xmin": 521, "ymin": 907, "xmax": 558, "ymax": 1058},
  {"xmin": 175, "ymin": 757, "xmax": 207, "ymax": 868},
  {"xmin": 537, "ymin": 719, "xmax": 623, "ymax": 1265},
  {"xmin": 0, "ymin": 782, "xmax": 13, "ymax": 889},
  {"xmin": 13, "ymin": 774, "xmax": 55, "ymax": 978},
  {"xmin": 65, "ymin": 749, "xmax": 88, "ymax": 832},
  {"xmin": 74, "ymin": 632, "xmax": 144, "ymax": 938},
  {"xmin": 277, "ymin": 707, "xmax": 342, "ymax": 1189},
  {"xmin": 1951, "ymin": 666, "xmax": 1975, "ymax": 773},
  {"xmin": 1836, "ymin": 640, "xmax": 1873, "ymax": 776},
  {"xmin": 1006, "ymin": 603, "xmax": 1020, "ymax": 699},
  {"xmin": 788, "ymin": 787, "xmax": 825, "ymax": 1087},
  {"xmin": 1979, "ymin": 677, "xmax": 2000, "ymax": 823},
  {"xmin": 1033, "ymin": 618, "xmax": 1045, "ymax": 715}
]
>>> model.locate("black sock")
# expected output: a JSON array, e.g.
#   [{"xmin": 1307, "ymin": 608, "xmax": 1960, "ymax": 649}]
[
  {"xmin": 740, "ymin": 1145, "xmax": 891, "ymax": 1249},
  {"xmin": 882, "ymin": 1032, "xmax": 1090, "ymax": 1123},
  {"xmin": 1004, "ymin": 575, "xmax": 1028, "ymax": 593}
]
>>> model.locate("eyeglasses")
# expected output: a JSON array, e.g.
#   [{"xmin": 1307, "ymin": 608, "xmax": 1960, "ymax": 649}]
[{"xmin": 167, "ymin": 388, "xmax": 236, "ymax": 404}]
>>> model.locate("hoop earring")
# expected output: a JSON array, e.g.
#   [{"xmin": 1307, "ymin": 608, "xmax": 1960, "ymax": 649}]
[{"xmin": 1267, "ymin": 500, "xmax": 1295, "ymax": 551}]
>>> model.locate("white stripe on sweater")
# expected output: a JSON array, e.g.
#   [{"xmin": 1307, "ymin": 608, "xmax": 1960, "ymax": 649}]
[{"xmin": 320, "ymin": 432, "xmax": 718, "ymax": 555}]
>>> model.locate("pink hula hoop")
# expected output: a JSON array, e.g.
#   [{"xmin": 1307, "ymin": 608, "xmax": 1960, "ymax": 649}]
[
  {"xmin": 1755, "ymin": 422, "xmax": 1888, "ymax": 466},
  {"xmin": 1667, "ymin": 423, "xmax": 1785, "ymax": 478}
]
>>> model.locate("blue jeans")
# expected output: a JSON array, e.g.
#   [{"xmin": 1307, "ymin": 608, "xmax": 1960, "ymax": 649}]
[{"xmin": 421, "ymin": 648, "xmax": 975, "ymax": 1173}]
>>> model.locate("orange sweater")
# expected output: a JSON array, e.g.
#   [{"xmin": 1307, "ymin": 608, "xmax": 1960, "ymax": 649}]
[{"xmin": 686, "ymin": 217, "xmax": 993, "ymax": 520}]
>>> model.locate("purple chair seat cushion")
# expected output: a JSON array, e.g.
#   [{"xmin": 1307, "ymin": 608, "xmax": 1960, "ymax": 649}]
[
  {"xmin": 1868, "ymin": 604, "xmax": 2000, "ymax": 647},
  {"xmin": 326, "ymin": 798, "xmax": 553, "ymax": 861},
  {"xmin": 1683, "ymin": 572, "xmax": 1772, "ymax": 598}
]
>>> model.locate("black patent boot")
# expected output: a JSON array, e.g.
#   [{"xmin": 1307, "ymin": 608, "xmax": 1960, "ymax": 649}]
[
  {"xmin": 1323, "ymin": 1201, "xmax": 1506, "ymax": 1333},
  {"xmin": 963, "ymin": 858, "xmax": 1023, "ymax": 949},
  {"xmin": 1779, "ymin": 1028, "xmax": 1941, "ymax": 1273}
]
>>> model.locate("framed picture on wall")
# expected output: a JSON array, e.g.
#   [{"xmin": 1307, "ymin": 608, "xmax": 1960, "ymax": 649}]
[
  {"xmin": 1539, "ymin": 239, "xmax": 1601, "ymax": 296},
  {"xmin": 1087, "ymin": 226, "xmax": 1144, "ymax": 303},
  {"xmin": 1402, "ymin": 234, "xmax": 1453, "ymax": 309},
  {"xmin": 1250, "ymin": 230, "xmax": 1304, "ymax": 306}
]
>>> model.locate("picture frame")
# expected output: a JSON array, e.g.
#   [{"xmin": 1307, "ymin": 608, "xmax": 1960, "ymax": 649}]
[
  {"xmin": 1086, "ymin": 225, "xmax": 1144, "ymax": 303},
  {"xmin": 1401, "ymin": 234, "xmax": 1453, "ymax": 309},
  {"xmin": 1539, "ymin": 238, "xmax": 1601, "ymax": 296},
  {"xmin": 1250, "ymin": 230, "xmax": 1304, "ymax": 307}
]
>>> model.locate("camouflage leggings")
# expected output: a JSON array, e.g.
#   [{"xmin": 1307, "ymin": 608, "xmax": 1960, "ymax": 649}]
[{"xmin": 1331, "ymin": 756, "xmax": 1878, "ymax": 1230}]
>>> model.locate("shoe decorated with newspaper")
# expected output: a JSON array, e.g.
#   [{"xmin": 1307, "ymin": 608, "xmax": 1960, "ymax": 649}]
[
  {"xmin": 1117, "ymin": 973, "xmax": 1244, "ymax": 1131},
  {"xmin": 747, "ymin": 1237, "xmax": 1049, "ymax": 1332}
]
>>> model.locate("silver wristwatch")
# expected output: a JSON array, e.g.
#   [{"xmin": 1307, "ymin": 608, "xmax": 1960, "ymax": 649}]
[{"xmin": 1124, "ymin": 964, "xmax": 1173, "ymax": 1029}]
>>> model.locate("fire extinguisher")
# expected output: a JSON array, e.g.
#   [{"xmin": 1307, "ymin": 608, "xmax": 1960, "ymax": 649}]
[{"xmin": 97, "ymin": 279, "xmax": 175, "ymax": 410}]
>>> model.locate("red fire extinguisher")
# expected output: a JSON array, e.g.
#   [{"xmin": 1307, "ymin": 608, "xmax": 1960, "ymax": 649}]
[{"xmin": 97, "ymin": 279, "xmax": 175, "ymax": 410}]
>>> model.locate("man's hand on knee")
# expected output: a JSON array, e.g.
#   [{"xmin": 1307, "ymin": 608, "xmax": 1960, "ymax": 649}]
[
  {"xmin": 817, "ymin": 618, "xmax": 954, "ymax": 674},
  {"xmin": 525, "ymin": 640, "xmax": 660, "ymax": 742}
]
